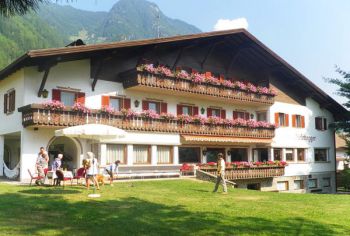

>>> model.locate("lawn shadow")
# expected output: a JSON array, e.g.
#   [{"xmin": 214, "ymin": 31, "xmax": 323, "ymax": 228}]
[
  {"xmin": 19, "ymin": 188, "xmax": 81, "ymax": 195},
  {"xmin": 0, "ymin": 189, "xmax": 348, "ymax": 236}
]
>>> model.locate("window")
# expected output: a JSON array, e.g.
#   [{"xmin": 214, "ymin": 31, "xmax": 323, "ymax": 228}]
[
  {"xmin": 3, "ymin": 89, "xmax": 15, "ymax": 114},
  {"xmin": 277, "ymin": 181, "xmax": 289, "ymax": 191},
  {"xmin": 274, "ymin": 148, "xmax": 282, "ymax": 161},
  {"xmin": 294, "ymin": 180, "xmax": 304, "ymax": 190},
  {"xmin": 133, "ymin": 145, "xmax": 150, "ymax": 164},
  {"xmin": 179, "ymin": 147, "xmax": 200, "ymax": 163},
  {"xmin": 110, "ymin": 98, "xmax": 121, "ymax": 110},
  {"xmin": 285, "ymin": 149, "xmax": 294, "ymax": 162},
  {"xmin": 257, "ymin": 111, "xmax": 267, "ymax": 122},
  {"xmin": 52, "ymin": 89, "xmax": 85, "ymax": 106},
  {"xmin": 207, "ymin": 108, "xmax": 226, "ymax": 118},
  {"xmin": 148, "ymin": 102, "xmax": 159, "ymax": 113},
  {"xmin": 106, "ymin": 144, "xmax": 125, "ymax": 164},
  {"xmin": 233, "ymin": 111, "xmax": 249, "ymax": 120},
  {"xmin": 308, "ymin": 179, "xmax": 318, "ymax": 189},
  {"xmin": 314, "ymin": 148, "xmax": 328, "ymax": 162},
  {"xmin": 323, "ymin": 177, "xmax": 331, "ymax": 187},
  {"xmin": 157, "ymin": 146, "xmax": 172, "ymax": 164},
  {"xmin": 101, "ymin": 96, "xmax": 131, "ymax": 111},
  {"xmin": 297, "ymin": 149, "xmax": 305, "ymax": 162},
  {"xmin": 292, "ymin": 115, "xmax": 305, "ymax": 128},
  {"xmin": 315, "ymin": 117, "xmax": 327, "ymax": 131},
  {"xmin": 230, "ymin": 148, "xmax": 248, "ymax": 162},
  {"xmin": 177, "ymin": 105, "xmax": 198, "ymax": 116},
  {"xmin": 275, "ymin": 113, "xmax": 289, "ymax": 127}
]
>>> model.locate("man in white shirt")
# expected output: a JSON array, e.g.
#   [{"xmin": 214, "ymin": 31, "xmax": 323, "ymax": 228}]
[
  {"xmin": 85, "ymin": 152, "xmax": 100, "ymax": 190},
  {"xmin": 213, "ymin": 153, "xmax": 228, "ymax": 194}
]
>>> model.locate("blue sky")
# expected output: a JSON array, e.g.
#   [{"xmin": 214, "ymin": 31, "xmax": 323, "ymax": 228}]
[{"xmin": 57, "ymin": 0, "xmax": 350, "ymax": 105}]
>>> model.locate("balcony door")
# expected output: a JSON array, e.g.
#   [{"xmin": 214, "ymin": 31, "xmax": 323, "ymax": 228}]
[
  {"xmin": 206, "ymin": 148, "xmax": 225, "ymax": 163},
  {"xmin": 253, "ymin": 148, "xmax": 268, "ymax": 162}
]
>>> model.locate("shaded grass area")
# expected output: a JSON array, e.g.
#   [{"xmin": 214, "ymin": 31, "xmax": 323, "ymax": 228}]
[{"xmin": 0, "ymin": 179, "xmax": 349, "ymax": 235}]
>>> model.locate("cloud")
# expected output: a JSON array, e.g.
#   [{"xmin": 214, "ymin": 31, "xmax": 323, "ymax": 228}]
[{"xmin": 213, "ymin": 18, "xmax": 249, "ymax": 31}]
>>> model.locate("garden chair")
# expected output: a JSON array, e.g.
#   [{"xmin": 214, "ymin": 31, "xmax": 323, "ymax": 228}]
[
  {"xmin": 55, "ymin": 170, "xmax": 73, "ymax": 188},
  {"xmin": 180, "ymin": 163, "xmax": 193, "ymax": 176},
  {"xmin": 73, "ymin": 167, "xmax": 86, "ymax": 185},
  {"xmin": 27, "ymin": 169, "xmax": 43, "ymax": 186}
]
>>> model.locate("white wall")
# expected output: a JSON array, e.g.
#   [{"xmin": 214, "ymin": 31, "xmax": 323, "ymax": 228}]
[
  {"xmin": 0, "ymin": 70, "xmax": 24, "ymax": 135},
  {"xmin": 270, "ymin": 99, "xmax": 336, "ymax": 176}
]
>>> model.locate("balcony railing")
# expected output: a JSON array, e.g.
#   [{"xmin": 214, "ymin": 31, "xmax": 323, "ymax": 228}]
[
  {"xmin": 19, "ymin": 104, "xmax": 275, "ymax": 139},
  {"xmin": 122, "ymin": 70, "xmax": 274, "ymax": 105},
  {"xmin": 200, "ymin": 166, "xmax": 285, "ymax": 180}
]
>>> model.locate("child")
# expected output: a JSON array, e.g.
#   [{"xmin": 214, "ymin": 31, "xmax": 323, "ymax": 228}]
[{"xmin": 106, "ymin": 160, "xmax": 120, "ymax": 186}]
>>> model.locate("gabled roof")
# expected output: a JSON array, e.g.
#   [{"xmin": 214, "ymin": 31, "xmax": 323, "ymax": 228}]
[{"xmin": 0, "ymin": 29, "xmax": 347, "ymax": 119}]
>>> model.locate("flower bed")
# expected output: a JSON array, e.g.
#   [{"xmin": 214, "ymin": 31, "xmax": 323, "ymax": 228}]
[{"xmin": 137, "ymin": 64, "xmax": 277, "ymax": 96}]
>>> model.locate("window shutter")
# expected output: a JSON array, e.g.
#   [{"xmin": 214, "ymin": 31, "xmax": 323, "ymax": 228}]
[
  {"xmin": 205, "ymin": 71, "xmax": 212, "ymax": 77},
  {"xmin": 177, "ymin": 104, "xmax": 183, "ymax": 115},
  {"xmin": 101, "ymin": 96, "xmax": 110, "ymax": 107},
  {"xmin": 76, "ymin": 92, "xmax": 85, "ymax": 104},
  {"xmin": 323, "ymin": 118, "xmax": 327, "ymax": 130},
  {"xmin": 285, "ymin": 114, "xmax": 289, "ymax": 127},
  {"xmin": 301, "ymin": 116, "xmax": 305, "ymax": 128},
  {"xmin": 315, "ymin": 117, "xmax": 322, "ymax": 130},
  {"xmin": 142, "ymin": 100, "xmax": 149, "ymax": 111},
  {"xmin": 207, "ymin": 108, "xmax": 212, "ymax": 117},
  {"xmin": 233, "ymin": 111, "xmax": 238, "ymax": 119},
  {"xmin": 245, "ymin": 112, "xmax": 250, "ymax": 120},
  {"xmin": 160, "ymin": 102, "xmax": 168, "ymax": 113},
  {"xmin": 52, "ymin": 89, "xmax": 61, "ymax": 101},
  {"xmin": 292, "ymin": 115, "xmax": 296, "ymax": 127},
  {"xmin": 123, "ymin": 98, "xmax": 131, "ymax": 109},
  {"xmin": 274, "ymin": 113, "xmax": 279, "ymax": 125},
  {"xmin": 193, "ymin": 106, "xmax": 199, "ymax": 116},
  {"xmin": 4, "ymin": 93, "xmax": 8, "ymax": 114},
  {"xmin": 10, "ymin": 90, "xmax": 15, "ymax": 112},
  {"xmin": 220, "ymin": 109, "xmax": 226, "ymax": 119}
]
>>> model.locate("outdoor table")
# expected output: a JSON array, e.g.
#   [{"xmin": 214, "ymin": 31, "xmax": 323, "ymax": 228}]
[{"xmin": 45, "ymin": 170, "xmax": 73, "ymax": 185}]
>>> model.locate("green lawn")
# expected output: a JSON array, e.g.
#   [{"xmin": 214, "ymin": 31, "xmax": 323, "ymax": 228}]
[{"xmin": 0, "ymin": 179, "xmax": 349, "ymax": 236}]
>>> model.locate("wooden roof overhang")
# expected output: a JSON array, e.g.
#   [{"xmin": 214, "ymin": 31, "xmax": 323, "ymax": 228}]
[{"xmin": 0, "ymin": 29, "xmax": 347, "ymax": 120}]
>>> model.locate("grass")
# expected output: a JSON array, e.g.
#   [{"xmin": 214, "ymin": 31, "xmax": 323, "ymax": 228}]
[{"xmin": 0, "ymin": 179, "xmax": 349, "ymax": 236}]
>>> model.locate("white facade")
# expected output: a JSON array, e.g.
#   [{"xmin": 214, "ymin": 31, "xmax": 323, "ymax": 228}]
[{"xmin": 0, "ymin": 53, "xmax": 339, "ymax": 193}]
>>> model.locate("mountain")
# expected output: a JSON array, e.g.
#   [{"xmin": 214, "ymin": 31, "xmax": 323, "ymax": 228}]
[{"xmin": 0, "ymin": 0, "xmax": 201, "ymax": 69}]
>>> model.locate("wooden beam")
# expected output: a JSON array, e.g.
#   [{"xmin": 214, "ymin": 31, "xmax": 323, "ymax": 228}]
[
  {"xmin": 91, "ymin": 59, "xmax": 103, "ymax": 91},
  {"xmin": 37, "ymin": 66, "xmax": 51, "ymax": 97},
  {"xmin": 225, "ymin": 43, "xmax": 251, "ymax": 75},
  {"xmin": 200, "ymin": 42, "xmax": 217, "ymax": 70},
  {"xmin": 172, "ymin": 47, "xmax": 184, "ymax": 70}
]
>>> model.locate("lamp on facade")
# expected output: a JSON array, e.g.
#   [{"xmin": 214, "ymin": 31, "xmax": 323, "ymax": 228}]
[
  {"xmin": 134, "ymin": 100, "xmax": 140, "ymax": 108},
  {"xmin": 250, "ymin": 113, "xmax": 254, "ymax": 119},
  {"xmin": 200, "ymin": 107, "xmax": 205, "ymax": 114},
  {"xmin": 42, "ymin": 89, "xmax": 49, "ymax": 98},
  {"xmin": 202, "ymin": 149, "xmax": 207, "ymax": 155},
  {"xmin": 227, "ymin": 150, "xmax": 231, "ymax": 156}
]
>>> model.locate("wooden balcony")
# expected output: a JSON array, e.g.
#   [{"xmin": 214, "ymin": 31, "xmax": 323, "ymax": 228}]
[
  {"xmin": 122, "ymin": 70, "xmax": 274, "ymax": 105},
  {"xmin": 19, "ymin": 104, "xmax": 275, "ymax": 139},
  {"xmin": 200, "ymin": 166, "xmax": 285, "ymax": 180}
]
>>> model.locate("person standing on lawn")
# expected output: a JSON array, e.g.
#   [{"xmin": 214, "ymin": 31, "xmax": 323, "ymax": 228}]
[
  {"xmin": 213, "ymin": 153, "xmax": 228, "ymax": 194},
  {"xmin": 35, "ymin": 147, "xmax": 48, "ymax": 185},
  {"xmin": 85, "ymin": 152, "xmax": 100, "ymax": 190},
  {"xmin": 106, "ymin": 160, "xmax": 120, "ymax": 186}
]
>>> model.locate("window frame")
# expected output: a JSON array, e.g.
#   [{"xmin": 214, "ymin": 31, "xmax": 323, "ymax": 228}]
[
  {"xmin": 277, "ymin": 181, "xmax": 289, "ymax": 191},
  {"xmin": 314, "ymin": 148, "xmax": 328, "ymax": 162},
  {"xmin": 322, "ymin": 177, "xmax": 331, "ymax": 187},
  {"xmin": 293, "ymin": 180, "xmax": 304, "ymax": 190},
  {"xmin": 285, "ymin": 148, "xmax": 294, "ymax": 162},
  {"xmin": 256, "ymin": 111, "xmax": 267, "ymax": 122},
  {"xmin": 315, "ymin": 117, "xmax": 327, "ymax": 131},
  {"xmin": 157, "ymin": 146, "xmax": 173, "ymax": 164},
  {"xmin": 297, "ymin": 148, "xmax": 306, "ymax": 162},
  {"xmin": 178, "ymin": 147, "xmax": 201, "ymax": 164},
  {"xmin": 3, "ymin": 89, "xmax": 15, "ymax": 114},
  {"xmin": 308, "ymin": 179, "xmax": 318, "ymax": 189},
  {"xmin": 273, "ymin": 148, "xmax": 282, "ymax": 161},
  {"xmin": 109, "ymin": 97, "xmax": 122, "ymax": 111},
  {"xmin": 132, "ymin": 145, "xmax": 151, "ymax": 165},
  {"xmin": 106, "ymin": 144, "xmax": 127, "ymax": 164}
]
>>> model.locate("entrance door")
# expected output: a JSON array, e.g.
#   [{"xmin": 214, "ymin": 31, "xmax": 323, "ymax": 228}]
[{"xmin": 206, "ymin": 148, "xmax": 225, "ymax": 163}]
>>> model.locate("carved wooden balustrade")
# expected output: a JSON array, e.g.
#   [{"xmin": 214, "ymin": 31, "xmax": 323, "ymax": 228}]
[
  {"xmin": 200, "ymin": 166, "xmax": 285, "ymax": 180},
  {"xmin": 19, "ymin": 104, "xmax": 275, "ymax": 139},
  {"xmin": 122, "ymin": 70, "xmax": 275, "ymax": 105}
]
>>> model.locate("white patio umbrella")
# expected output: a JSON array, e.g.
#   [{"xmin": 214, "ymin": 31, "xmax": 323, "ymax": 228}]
[{"xmin": 55, "ymin": 124, "xmax": 126, "ymax": 140}]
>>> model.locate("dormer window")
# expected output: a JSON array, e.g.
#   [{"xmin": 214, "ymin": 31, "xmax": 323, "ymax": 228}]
[{"xmin": 315, "ymin": 117, "xmax": 327, "ymax": 131}]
